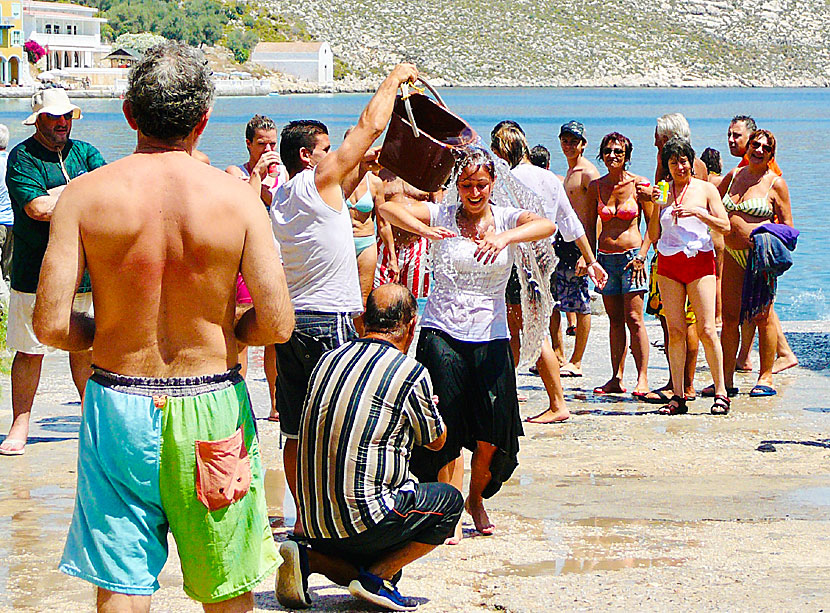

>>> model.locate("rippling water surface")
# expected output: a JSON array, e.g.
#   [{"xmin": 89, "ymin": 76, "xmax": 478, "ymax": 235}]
[{"xmin": 0, "ymin": 87, "xmax": 826, "ymax": 320}]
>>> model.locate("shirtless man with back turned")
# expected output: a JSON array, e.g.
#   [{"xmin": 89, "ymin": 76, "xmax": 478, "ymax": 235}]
[{"xmin": 34, "ymin": 41, "xmax": 294, "ymax": 612}]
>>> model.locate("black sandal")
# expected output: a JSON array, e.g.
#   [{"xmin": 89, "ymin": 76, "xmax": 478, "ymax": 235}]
[
  {"xmin": 658, "ymin": 395, "xmax": 688, "ymax": 415},
  {"xmin": 711, "ymin": 394, "xmax": 731, "ymax": 415}
]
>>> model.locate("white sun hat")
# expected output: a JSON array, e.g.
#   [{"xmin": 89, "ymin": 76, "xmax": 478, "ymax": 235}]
[{"xmin": 23, "ymin": 88, "xmax": 82, "ymax": 125}]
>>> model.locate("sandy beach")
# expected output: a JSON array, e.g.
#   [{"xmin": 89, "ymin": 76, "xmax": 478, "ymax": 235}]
[{"xmin": 1, "ymin": 316, "xmax": 828, "ymax": 612}]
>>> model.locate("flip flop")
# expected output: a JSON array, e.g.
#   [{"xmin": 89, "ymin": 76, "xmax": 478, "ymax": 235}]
[
  {"xmin": 267, "ymin": 415, "xmax": 280, "ymax": 422},
  {"xmin": 0, "ymin": 439, "xmax": 26, "ymax": 456},
  {"xmin": 736, "ymin": 367, "xmax": 753, "ymax": 373},
  {"xmin": 631, "ymin": 391, "xmax": 649, "ymax": 400},
  {"xmin": 658, "ymin": 395, "xmax": 688, "ymax": 416},
  {"xmin": 565, "ymin": 325, "xmax": 577, "ymax": 337},
  {"xmin": 701, "ymin": 384, "xmax": 739, "ymax": 398},
  {"xmin": 749, "ymin": 385, "xmax": 777, "ymax": 397},
  {"xmin": 593, "ymin": 386, "xmax": 627, "ymax": 395},
  {"xmin": 643, "ymin": 389, "xmax": 671, "ymax": 404},
  {"xmin": 559, "ymin": 365, "xmax": 582, "ymax": 378}
]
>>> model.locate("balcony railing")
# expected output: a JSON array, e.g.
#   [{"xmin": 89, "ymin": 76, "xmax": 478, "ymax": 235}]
[{"xmin": 29, "ymin": 32, "xmax": 100, "ymax": 48}]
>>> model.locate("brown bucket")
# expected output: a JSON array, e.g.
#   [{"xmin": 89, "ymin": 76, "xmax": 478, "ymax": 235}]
[{"xmin": 378, "ymin": 79, "xmax": 477, "ymax": 193}]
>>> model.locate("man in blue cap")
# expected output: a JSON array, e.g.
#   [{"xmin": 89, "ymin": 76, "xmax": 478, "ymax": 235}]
[{"xmin": 554, "ymin": 120, "xmax": 600, "ymax": 378}]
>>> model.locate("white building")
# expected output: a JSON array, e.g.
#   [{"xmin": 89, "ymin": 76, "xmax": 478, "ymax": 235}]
[
  {"xmin": 23, "ymin": 0, "xmax": 109, "ymax": 70},
  {"xmin": 251, "ymin": 41, "xmax": 333, "ymax": 85}
]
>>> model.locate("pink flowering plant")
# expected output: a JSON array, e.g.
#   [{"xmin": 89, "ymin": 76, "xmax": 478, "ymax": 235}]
[{"xmin": 24, "ymin": 40, "xmax": 46, "ymax": 63}]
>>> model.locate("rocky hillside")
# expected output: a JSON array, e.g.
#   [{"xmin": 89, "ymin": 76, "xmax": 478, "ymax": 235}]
[{"xmin": 247, "ymin": 0, "xmax": 830, "ymax": 87}]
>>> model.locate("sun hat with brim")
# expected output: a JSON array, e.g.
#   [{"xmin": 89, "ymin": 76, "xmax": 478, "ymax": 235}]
[{"xmin": 23, "ymin": 88, "xmax": 82, "ymax": 125}]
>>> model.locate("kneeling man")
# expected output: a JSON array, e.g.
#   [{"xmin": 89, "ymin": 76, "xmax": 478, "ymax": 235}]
[{"xmin": 278, "ymin": 283, "xmax": 462, "ymax": 612}]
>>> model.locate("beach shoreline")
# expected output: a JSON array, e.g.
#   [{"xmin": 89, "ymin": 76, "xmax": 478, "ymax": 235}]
[{"xmin": 0, "ymin": 316, "xmax": 827, "ymax": 610}]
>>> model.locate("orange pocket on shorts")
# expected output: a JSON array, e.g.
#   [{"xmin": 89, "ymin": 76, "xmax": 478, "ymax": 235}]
[{"xmin": 194, "ymin": 427, "xmax": 252, "ymax": 511}]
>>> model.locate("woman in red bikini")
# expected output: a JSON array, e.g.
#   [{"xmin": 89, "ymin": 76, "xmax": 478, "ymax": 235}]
[
  {"xmin": 587, "ymin": 132, "xmax": 654, "ymax": 397},
  {"xmin": 648, "ymin": 137, "xmax": 731, "ymax": 415}
]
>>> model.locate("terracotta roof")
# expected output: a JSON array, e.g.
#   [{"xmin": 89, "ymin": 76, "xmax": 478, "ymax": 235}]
[{"xmin": 253, "ymin": 42, "xmax": 325, "ymax": 54}]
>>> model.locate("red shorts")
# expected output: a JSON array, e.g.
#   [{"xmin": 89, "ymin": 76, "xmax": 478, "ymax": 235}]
[
  {"xmin": 657, "ymin": 249, "xmax": 716, "ymax": 285},
  {"xmin": 375, "ymin": 237, "xmax": 430, "ymax": 298}
]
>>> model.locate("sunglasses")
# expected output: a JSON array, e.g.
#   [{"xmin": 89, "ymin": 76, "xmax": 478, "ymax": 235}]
[
  {"xmin": 602, "ymin": 147, "xmax": 626, "ymax": 156},
  {"xmin": 749, "ymin": 141, "xmax": 772, "ymax": 153},
  {"xmin": 44, "ymin": 111, "xmax": 74, "ymax": 120}
]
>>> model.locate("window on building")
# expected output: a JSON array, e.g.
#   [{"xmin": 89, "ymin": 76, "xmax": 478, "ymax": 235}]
[
  {"xmin": 12, "ymin": 4, "xmax": 20, "ymax": 19},
  {"xmin": 55, "ymin": 25, "xmax": 61, "ymax": 34},
  {"xmin": 45, "ymin": 24, "xmax": 51, "ymax": 34},
  {"xmin": 11, "ymin": 30, "xmax": 21, "ymax": 46}
]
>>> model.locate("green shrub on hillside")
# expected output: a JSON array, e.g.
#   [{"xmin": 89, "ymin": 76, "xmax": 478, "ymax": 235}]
[
  {"xmin": 75, "ymin": 0, "xmax": 231, "ymax": 46},
  {"xmin": 225, "ymin": 28, "xmax": 259, "ymax": 63}
]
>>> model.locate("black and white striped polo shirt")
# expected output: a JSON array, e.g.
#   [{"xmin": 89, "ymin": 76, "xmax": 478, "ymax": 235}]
[{"xmin": 297, "ymin": 337, "xmax": 444, "ymax": 540}]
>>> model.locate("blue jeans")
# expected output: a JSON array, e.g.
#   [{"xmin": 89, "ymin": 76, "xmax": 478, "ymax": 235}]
[{"xmin": 274, "ymin": 311, "xmax": 357, "ymax": 437}]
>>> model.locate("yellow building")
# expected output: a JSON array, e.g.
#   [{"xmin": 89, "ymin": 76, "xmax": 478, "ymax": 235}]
[{"xmin": 0, "ymin": 0, "xmax": 23, "ymax": 84}]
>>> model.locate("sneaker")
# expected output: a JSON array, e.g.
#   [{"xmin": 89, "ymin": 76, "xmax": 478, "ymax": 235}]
[
  {"xmin": 276, "ymin": 540, "xmax": 311, "ymax": 609},
  {"xmin": 348, "ymin": 569, "xmax": 417, "ymax": 611}
]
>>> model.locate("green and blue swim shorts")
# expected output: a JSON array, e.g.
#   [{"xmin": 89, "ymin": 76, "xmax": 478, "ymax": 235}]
[{"xmin": 59, "ymin": 365, "xmax": 279, "ymax": 604}]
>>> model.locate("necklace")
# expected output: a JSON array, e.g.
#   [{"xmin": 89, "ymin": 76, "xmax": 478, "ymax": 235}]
[
  {"xmin": 134, "ymin": 145, "xmax": 188, "ymax": 154},
  {"xmin": 670, "ymin": 180, "xmax": 691, "ymax": 224}
]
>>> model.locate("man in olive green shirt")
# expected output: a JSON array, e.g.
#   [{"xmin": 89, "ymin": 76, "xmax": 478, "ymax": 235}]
[{"xmin": 1, "ymin": 88, "xmax": 105, "ymax": 456}]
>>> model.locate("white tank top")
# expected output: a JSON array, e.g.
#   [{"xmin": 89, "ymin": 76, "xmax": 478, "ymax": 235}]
[
  {"xmin": 270, "ymin": 168, "xmax": 363, "ymax": 313},
  {"xmin": 657, "ymin": 203, "xmax": 713, "ymax": 257}
]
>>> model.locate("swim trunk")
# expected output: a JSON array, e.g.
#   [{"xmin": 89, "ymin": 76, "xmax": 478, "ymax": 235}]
[
  {"xmin": 354, "ymin": 234, "xmax": 376, "ymax": 258},
  {"xmin": 274, "ymin": 311, "xmax": 357, "ymax": 438},
  {"xmin": 646, "ymin": 254, "xmax": 696, "ymax": 324},
  {"xmin": 7, "ymin": 290, "xmax": 93, "ymax": 354},
  {"xmin": 236, "ymin": 274, "xmax": 252, "ymax": 304},
  {"xmin": 597, "ymin": 248, "xmax": 648, "ymax": 296},
  {"xmin": 411, "ymin": 327, "xmax": 521, "ymax": 499},
  {"xmin": 657, "ymin": 249, "xmax": 716, "ymax": 285},
  {"xmin": 725, "ymin": 246, "xmax": 750, "ymax": 270},
  {"xmin": 60, "ymin": 366, "xmax": 278, "ymax": 603},
  {"xmin": 375, "ymin": 237, "xmax": 430, "ymax": 298},
  {"xmin": 308, "ymin": 483, "xmax": 462, "ymax": 568},
  {"xmin": 551, "ymin": 265, "xmax": 591, "ymax": 314}
]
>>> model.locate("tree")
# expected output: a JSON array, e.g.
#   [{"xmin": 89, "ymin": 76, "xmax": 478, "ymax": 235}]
[
  {"xmin": 226, "ymin": 29, "xmax": 259, "ymax": 64},
  {"xmin": 114, "ymin": 32, "xmax": 166, "ymax": 54}
]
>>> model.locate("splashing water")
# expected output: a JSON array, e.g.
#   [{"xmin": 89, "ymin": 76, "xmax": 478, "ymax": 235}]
[
  {"xmin": 779, "ymin": 288, "xmax": 830, "ymax": 322},
  {"xmin": 429, "ymin": 142, "xmax": 557, "ymax": 367}
]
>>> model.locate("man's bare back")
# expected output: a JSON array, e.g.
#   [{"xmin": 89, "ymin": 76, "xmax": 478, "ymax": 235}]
[
  {"xmin": 37, "ymin": 151, "xmax": 292, "ymax": 377},
  {"xmin": 380, "ymin": 169, "xmax": 439, "ymax": 245}
]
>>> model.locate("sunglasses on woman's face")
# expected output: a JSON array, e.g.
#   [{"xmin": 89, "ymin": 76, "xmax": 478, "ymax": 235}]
[
  {"xmin": 602, "ymin": 147, "xmax": 625, "ymax": 157},
  {"xmin": 750, "ymin": 141, "xmax": 772, "ymax": 153}
]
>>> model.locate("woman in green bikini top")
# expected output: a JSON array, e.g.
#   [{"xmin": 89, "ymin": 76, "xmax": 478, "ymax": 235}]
[
  {"xmin": 716, "ymin": 128, "xmax": 793, "ymax": 400},
  {"xmin": 719, "ymin": 130, "xmax": 791, "ymax": 269}
]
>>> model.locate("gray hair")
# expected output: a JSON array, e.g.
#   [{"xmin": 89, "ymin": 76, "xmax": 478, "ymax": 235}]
[
  {"xmin": 364, "ymin": 284, "xmax": 417, "ymax": 338},
  {"xmin": 0, "ymin": 124, "xmax": 8, "ymax": 149},
  {"xmin": 731, "ymin": 115, "xmax": 757, "ymax": 132},
  {"xmin": 656, "ymin": 112, "xmax": 691, "ymax": 141},
  {"xmin": 126, "ymin": 41, "xmax": 215, "ymax": 141}
]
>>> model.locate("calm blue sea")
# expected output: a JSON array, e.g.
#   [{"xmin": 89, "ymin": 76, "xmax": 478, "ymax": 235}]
[{"xmin": 0, "ymin": 88, "xmax": 826, "ymax": 320}]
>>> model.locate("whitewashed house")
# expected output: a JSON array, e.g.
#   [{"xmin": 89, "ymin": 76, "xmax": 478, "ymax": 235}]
[
  {"xmin": 251, "ymin": 41, "xmax": 333, "ymax": 84},
  {"xmin": 23, "ymin": 0, "xmax": 110, "ymax": 71}
]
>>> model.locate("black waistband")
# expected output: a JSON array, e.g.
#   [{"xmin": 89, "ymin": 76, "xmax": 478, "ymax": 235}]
[{"xmin": 90, "ymin": 364, "xmax": 243, "ymax": 397}]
